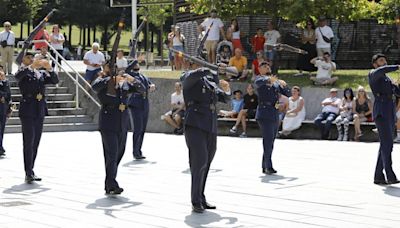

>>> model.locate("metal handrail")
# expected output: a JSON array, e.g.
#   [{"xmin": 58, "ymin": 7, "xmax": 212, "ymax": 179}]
[{"xmin": 30, "ymin": 40, "xmax": 101, "ymax": 108}]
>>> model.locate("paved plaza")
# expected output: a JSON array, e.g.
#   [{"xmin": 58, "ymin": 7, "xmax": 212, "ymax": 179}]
[{"xmin": 1, "ymin": 132, "xmax": 400, "ymax": 227}]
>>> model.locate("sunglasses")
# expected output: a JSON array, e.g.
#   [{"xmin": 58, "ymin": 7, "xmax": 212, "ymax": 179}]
[{"xmin": 4, "ymin": 25, "xmax": 10, "ymax": 28}]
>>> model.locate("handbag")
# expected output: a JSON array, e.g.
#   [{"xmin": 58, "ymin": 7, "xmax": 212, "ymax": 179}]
[
  {"xmin": 318, "ymin": 28, "xmax": 331, "ymax": 43},
  {"xmin": 1, "ymin": 32, "xmax": 10, "ymax": 48}
]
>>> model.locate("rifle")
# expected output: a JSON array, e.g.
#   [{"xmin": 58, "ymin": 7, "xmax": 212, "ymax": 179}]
[
  {"xmin": 15, "ymin": 9, "xmax": 57, "ymax": 65},
  {"xmin": 107, "ymin": 9, "xmax": 126, "ymax": 97},
  {"xmin": 170, "ymin": 48, "xmax": 238, "ymax": 76},
  {"xmin": 197, "ymin": 22, "xmax": 213, "ymax": 58},
  {"xmin": 129, "ymin": 15, "xmax": 148, "ymax": 59},
  {"xmin": 264, "ymin": 43, "xmax": 308, "ymax": 55}
]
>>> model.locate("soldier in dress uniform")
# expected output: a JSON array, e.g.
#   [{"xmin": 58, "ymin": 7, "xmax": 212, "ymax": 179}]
[
  {"xmin": 0, "ymin": 65, "xmax": 11, "ymax": 156},
  {"xmin": 92, "ymin": 62, "xmax": 145, "ymax": 195},
  {"xmin": 368, "ymin": 53, "xmax": 400, "ymax": 185},
  {"xmin": 181, "ymin": 62, "xmax": 231, "ymax": 213},
  {"xmin": 254, "ymin": 61, "xmax": 291, "ymax": 175},
  {"xmin": 15, "ymin": 52, "xmax": 59, "ymax": 183},
  {"xmin": 126, "ymin": 61, "xmax": 155, "ymax": 160}
]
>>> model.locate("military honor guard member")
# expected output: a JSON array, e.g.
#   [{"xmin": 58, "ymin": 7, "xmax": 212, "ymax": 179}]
[
  {"xmin": 15, "ymin": 52, "xmax": 59, "ymax": 183},
  {"xmin": 92, "ymin": 62, "xmax": 145, "ymax": 195},
  {"xmin": 0, "ymin": 65, "xmax": 11, "ymax": 156},
  {"xmin": 368, "ymin": 54, "xmax": 400, "ymax": 185},
  {"xmin": 181, "ymin": 63, "xmax": 231, "ymax": 213},
  {"xmin": 255, "ymin": 61, "xmax": 291, "ymax": 175},
  {"xmin": 126, "ymin": 61, "xmax": 155, "ymax": 160}
]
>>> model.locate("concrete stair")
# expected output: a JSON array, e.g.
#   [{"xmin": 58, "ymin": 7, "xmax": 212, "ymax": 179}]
[{"xmin": 5, "ymin": 73, "xmax": 99, "ymax": 133}]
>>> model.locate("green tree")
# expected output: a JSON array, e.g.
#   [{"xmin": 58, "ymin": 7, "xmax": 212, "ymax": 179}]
[{"xmin": 0, "ymin": 0, "xmax": 43, "ymax": 23}]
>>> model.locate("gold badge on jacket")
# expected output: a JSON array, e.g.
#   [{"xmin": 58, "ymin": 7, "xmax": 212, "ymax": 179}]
[
  {"xmin": 36, "ymin": 93, "xmax": 43, "ymax": 101},
  {"xmin": 119, "ymin": 104, "xmax": 126, "ymax": 112}
]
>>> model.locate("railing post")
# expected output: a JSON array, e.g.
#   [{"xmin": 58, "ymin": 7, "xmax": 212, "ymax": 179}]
[{"xmin": 75, "ymin": 73, "xmax": 79, "ymax": 110}]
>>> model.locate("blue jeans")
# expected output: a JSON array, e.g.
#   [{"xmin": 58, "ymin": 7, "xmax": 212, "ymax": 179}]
[{"xmin": 314, "ymin": 112, "xmax": 337, "ymax": 139}]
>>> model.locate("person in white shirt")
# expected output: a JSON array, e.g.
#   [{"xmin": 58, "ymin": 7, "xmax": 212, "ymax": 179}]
[
  {"xmin": 172, "ymin": 27, "xmax": 185, "ymax": 70},
  {"xmin": 49, "ymin": 24, "xmax": 65, "ymax": 68},
  {"xmin": 310, "ymin": 52, "xmax": 337, "ymax": 85},
  {"xmin": 83, "ymin": 42, "xmax": 105, "ymax": 84},
  {"xmin": 76, "ymin": 43, "xmax": 83, "ymax": 60},
  {"xmin": 315, "ymin": 16, "xmax": 334, "ymax": 57},
  {"xmin": 161, "ymin": 82, "xmax": 185, "ymax": 134},
  {"xmin": 34, "ymin": 46, "xmax": 51, "ymax": 61},
  {"xmin": 0, "ymin": 21, "xmax": 15, "ymax": 75},
  {"xmin": 199, "ymin": 9, "xmax": 226, "ymax": 64},
  {"xmin": 263, "ymin": 21, "xmax": 281, "ymax": 74},
  {"xmin": 314, "ymin": 88, "xmax": 341, "ymax": 139},
  {"xmin": 116, "ymin": 49, "xmax": 128, "ymax": 72}
]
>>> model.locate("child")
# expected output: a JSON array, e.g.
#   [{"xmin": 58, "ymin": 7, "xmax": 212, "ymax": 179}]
[
  {"xmin": 219, "ymin": 45, "xmax": 232, "ymax": 65},
  {"xmin": 219, "ymin": 90, "xmax": 244, "ymax": 118}
]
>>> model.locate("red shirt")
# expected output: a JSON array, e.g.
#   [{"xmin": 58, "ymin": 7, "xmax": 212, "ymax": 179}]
[
  {"xmin": 33, "ymin": 29, "xmax": 49, "ymax": 50},
  {"xmin": 252, "ymin": 59, "xmax": 260, "ymax": 75},
  {"xmin": 251, "ymin": 35, "xmax": 265, "ymax": 52}
]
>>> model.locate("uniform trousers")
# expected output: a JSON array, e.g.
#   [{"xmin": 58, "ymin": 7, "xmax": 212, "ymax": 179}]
[
  {"xmin": 258, "ymin": 118, "xmax": 279, "ymax": 169},
  {"xmin": 20, "ymin": 117, "xmax": 44, "ymax": 176}
]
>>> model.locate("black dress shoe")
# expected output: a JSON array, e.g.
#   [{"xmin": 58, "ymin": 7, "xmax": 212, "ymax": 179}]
[
  {"xmin": 264, "ymin": 168, "xmax": 277, "ymax": 175},
  {"xmin": 25, "ymin": 175, "xmax": 34, "ymax": 184},
  {"xmin": 387, "ymin": 179, "xmax": 400, "ymax": 185},
  {"xmin": 374, "ymin": 180, "xmax": 388, "ymax": 185},
  {"xmin": 106, "ymin": 187, "xmax": 124, "ymax": 195},
  {"xmin": 32, "ymin": 175, "xmax": 42, "ymax": 181},
  {"xmin": 192, "ymin": 204, "xmax": 205, "ymax": 213},
  {"xmin": 134, "ymin": 156, "xmax": 146, "ymax": 160},
  {"xmin": 202, "ymin": 202, "xmax": 216, "ymax": 209},
  {"xmin": 0, "ymin": 151, "xmax": 4, "ymax": 156}
]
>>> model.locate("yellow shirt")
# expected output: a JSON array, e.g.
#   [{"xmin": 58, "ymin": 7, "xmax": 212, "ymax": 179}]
[{"xmin": 229, "ymin": 56, "xmax": 247, "ymax": 72}]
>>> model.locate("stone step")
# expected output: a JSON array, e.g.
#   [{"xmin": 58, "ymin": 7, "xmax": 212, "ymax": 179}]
[
  {"xmin": 7, "ymin": 115, "xmax": 93, "ymax": 125},
  {"xmin": 11, "ymin": 108, "xmax": 87, "ymax": 117},
  {"xmin": 11, "ymin": 93, "xmax": 74, "ymax": 101},
  {"xmin": 8, "ymin": 80, "xmax": 66, "ymax": 87},
  {"xmin": 5, "ymin": 122, "xmax": 98, "ymax": 133},
  {"xmin": 11, "ymin": 100, "xmax": 78, "ymax": 109},
  {"xmin": 10, "ymin": 86, "xmax": 70, "ymax": 94}
]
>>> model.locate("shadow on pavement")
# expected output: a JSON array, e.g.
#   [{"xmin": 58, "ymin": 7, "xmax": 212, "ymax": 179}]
[
  {"xmin": 383, "ymin": 186, "xmax": 400, "ymax": 197},
  {"xmin": 182, "ymin": 168, "xmax": 223, "ymax": 174},
  {"xmin": 184, "ymin": 211, "xmax": 242, "ymax": 228},
  {"xmin": 86, "ymin": 196, "xmax": 142, "ymax": 218},
  {"xmin": 3, "ymin": 183, "xmax": 51, "ymax": 196},
  {"xmin": 259, "ymin": 175, "xmax": 298, "ymax": 185},
  {"xmin": 122, "ymin": 160, "xmax": 157, "ymax": 167}
]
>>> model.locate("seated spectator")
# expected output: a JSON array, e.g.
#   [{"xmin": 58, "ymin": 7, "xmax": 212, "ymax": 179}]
[
  {"xmin": 278, "ymin": 94, "xmax": 289, "ymax": 127},
  {"xmin": 310, "ymin": 52, "xmax": 338, "ymax": 86},
  {"xmin": 34, "ymin": 46, "xmax": 51, "ymax": 61},
  {"xmin": 251, "ymin": 28, "xmax": 265, "ymax": 55},
  {"xmin": 228, "ymin": 48, "xmax": 249, "ymax": 81},
  {"xmin": 281, "ymin": 86, "xmax": 305, "ymax": 136},
  {"xmin": 219, "ymin": 45, "xmax": 232, "ymax": 65},
  {"xmin": 352, "ymin": 86, "xmax": 372, "ymax": 141},
  {"xmin": 219, "ymin": 90, "xmax": 244, "ymax": 118},
  {"xmin": 252, "ymin": 50, "xmax": 266, "ymax": 78},
  {"xmin": 314, "ymin": 88, "xmax": 341, "ymax": 139},
  {"xmin": 335, "ymin": 88, "xmax": 354, "ymax": 141},
  {"xmin": 161, "ymin": 82, "xmax": 185, "ymax": 135},
  {"xmin": 83, "ymin": 42, "xmax": 105, "ymax": 85},
  {"xmin": 116, "ymin": 49, "xmax": 128, "ymax": 72},
  {"xmin": 229, "ymin": 84, "xmax": 258, "ymax": 137}
]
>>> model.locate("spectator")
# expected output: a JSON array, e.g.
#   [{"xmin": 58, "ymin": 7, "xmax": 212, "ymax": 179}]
[
  {"xmin": 335, "ymin": 88, "xmax": 354, "ymax": 141},
  {"xmin": 33, "ymin": 27, "xmax": 49, "ymax": 51},
  {"xmin": 281, "ymin": 86, "xmax": 306, "ymax": 136},
  {"xmin": 227, "ymin": 18, "xmax": 243, "ymax": 51},
  {"xmin": 83, "ymin": 42, "xmax": 105, "ymax": 85},
  {"xmin": 199, "ymin": 9, "xmax": 225, "ymax": 64},
  {"xmin": 162, "ymin": 82, "xmax": 185, "ymax": 135},
  {"xmin": 219, "ymin": 90, "xmax": 244, "ymax": 118},
  {"xmin": 168, "ymin": 25, "xmax": 175, "ymax": 70},
  {"xmin": 0, "ymin": 21, "xmax": 15, "ymax": 75},
  {"xmin": 116, "ymin": 49, "xmax": 128, "ymax": 72},
  {"xmin": 228, "ymin": 48, "xmax": 249, "ymax": 81},
  {"xmin": 172, "ymin": 26, "xmax": 185, "ymax": 70},
  {"xmin": 251, "ymin": 28, "xmax": 265, "ymax": 55},
  {"xmin": 353, "ymin": 86, "xmax": 372, "ymax": 141},
  {"xmin": 49, "ymin": 24, "xmax": 65, "ymax": 68},
  {"xmin": 315, "ymin": 16, "xmax": 334, "ymax": 57},
  {"xmin": 252, "ymin": 50, "xmax": 266, "ymax": 78},
  {"xmin": 76, "ymin": 43, "xmax": 83, "ymax": 60},
  {"xmin": 295, "ymin": 18, "xmax": 317, "ymax": 76},
  {"xmin": 314, "ymin": 88, "xmax": 341, "ymax": 139},
  {"xmin": 219, "ymin": 45, "xmax": 232, "ymax": 65},
  {"xmin": 230, "ymin": 84, "xmax": 258, "ymax": 138},
  {"xmin": 34, "ymin": 46, "xmax": 51, "ymax": 61},
  {"xmin": 310, "ymin": 52, "xmax": 337, "ymax": 86},
  {"xmin": 264, "ymin": 21, "xmax": 281, "ymax": 74}
]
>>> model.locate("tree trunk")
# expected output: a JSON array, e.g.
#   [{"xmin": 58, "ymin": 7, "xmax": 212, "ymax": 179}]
[
  {"xmin": 20, "ymin": 23, "xmax": 23, "ymax": 40},
  {"xmin": 93, "ymin": 26, "xmax": 96, "ymax": 43},
  {"xmin": 79, "ymin": 27, "xmax": 82, "ymax": 45},
  {"xmin": 160, "ymin": 24, "xmax": 163, "ymax": 65},
  {"xmin": 69, "ymin": 24, "xmax": 72, "ymax": 46},
  {"xmin": 151, "ymin": 30, "xmax": 154, "ymax": 52},
  {"xmin": 87, "ymin": 26, "xmax": 91, "ymax": 46},
  {"xmin": 103, "ymin": 25, "xmax": 108, "ymax": 51},
  {"xmin": 83, "ymin": 25, "xmax": 86, "ymax": 50},
  {"xmin": 27, "ymin": 20, "xmax": 31, "ymax": 37}
]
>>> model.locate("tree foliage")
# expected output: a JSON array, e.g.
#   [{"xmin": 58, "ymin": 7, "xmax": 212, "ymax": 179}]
[{"xmin": 0, "ymin": 0, "xmax": 43, "ymax": 23}]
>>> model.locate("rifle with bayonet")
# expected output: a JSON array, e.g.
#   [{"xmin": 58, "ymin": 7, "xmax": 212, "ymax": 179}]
[
  {"xmin": 264, "ymin": 43, "xmax": 308, "ymax": 55},
  {"xmin": 16, "ymin": 9, "xmax": 57, "ymax": 65},
  {"xmin": 197, "ymin": 22, "xmax": 213, "ymax": 58},
  {"xmin": 129, "ymin": 14, "xmax": 148, "ymax": 59}
]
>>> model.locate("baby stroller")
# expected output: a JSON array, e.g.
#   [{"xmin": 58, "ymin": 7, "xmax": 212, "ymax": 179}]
[{"xmin": 216, "ymin": 40, "xmax": 233, "ymax": 65}]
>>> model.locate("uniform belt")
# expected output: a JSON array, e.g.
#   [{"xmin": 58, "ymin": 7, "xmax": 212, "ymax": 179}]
[
  {"xmin": 22, "ymin": 94, "xmax": 44, "ymax": 99},
  {"xmin": 133, "ymin": 92, "xmax": 147, "ymax": 98},
  {"xmin": 102, "ymin": 104, "xmax": 118, "ymax": 109},
  {"xmin": 375, "ymin": 93, "xmax": 394, "ymax": 100},
  {"xmin": 259, "ymin": 101, "xmax": 274, "ymax": 106},
  {"xmin": 187, "ymin": 101, "xmax": 216, "ymax": 111}
]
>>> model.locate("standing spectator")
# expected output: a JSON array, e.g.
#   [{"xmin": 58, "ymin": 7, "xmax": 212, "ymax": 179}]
[
  {"xmin": 116, "ymin": 49, "xmax": 128, "ymax": 72},
  {"xmin": 227, "ymin": 19, "xmax": 243, "ymax": 51},
  {"xmin": 168, "ymin": 25, "xmax": 175, "ymax": 70},
  {"xmin": 352, "ymin": 86, "xmax": 372, "ymax": 141},
  {"xmin": 0, "ymin": 22, "xmax": 15, "ymax": 75},
  {"xmin": 49, "ymin": 24, "xmax": 65, "ymax": 68},
  {"xmin": 230, "ymin": 84, "xmax": 258, "ymax": 138},
  {"xmin": 264, "ymin": 21, "xmax": 281, "ymax": 74},
  {"xmin": 76, "ymin": 43, "xmax": 83, "ymax": 60},
  {"xmin": 315, "ymin": 16, "xmax": 334, "ymax": 57},
  {"xmin": 310, "ymin": 52, "xmax": 338, "ymax": 85},
  {"xmin": 314, "ymin": 88, "xmax": 341, "ymax": 139},
  {"xmin": 281, "ymin": 86, "xmax": 306, "ymax": 136},
  {"xmin": 33, "ymin": 27, "xmax": 49, "ymax": 51},
  {"xmin": 251, "ymin": 28, "xmax": 265, "ymax": 55},
  {"xmin": 219, "ymin": 90, "xmax": 244, "ymax": 118},
  {"xmin": 199, "ymin": 9, "xmax": 226, "ymax": 64},
  {"xmin": 228, "ymin": 48, "xmax": 249, "ymax": 81},
  {"xmin": 295, "ymin": 19, "xmax": 317, "ymax": 76},
  {"xmin": 83, "ymin": 42, "xmax": 105, "ymax": 85},
  {"xmin": 34, "ymin": 46, "xmax": 51, "ymax": 61},
  {"xmin": 162, "ymin": 82, "xmax": 185, "ymax": 134},
  {"xmin": 335, "ymin": 88, "xmax": 354, "ymax": 141},
  {"xmin": 172, "ymin": 26, "xmax": 185, "ymax": 70},
  {"xmin": 252, "ymin": 50, "xmax": 266, "ymax": 78}
]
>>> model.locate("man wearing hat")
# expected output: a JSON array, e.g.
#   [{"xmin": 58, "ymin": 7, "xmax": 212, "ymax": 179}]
[
  {"xmin": 369, "ymin": 53, "xmax": 400, "ymax": 185},
  {"xmin": 315, "ymin": 16, "xmax": 334, "ymax": 57},
  {"xmin": 126, "ymin": 60, "xmax": 155, "ymax": 160},
  {"xmin": 314, "ymin": 88, "xmax": 341, "ymax": 139}
]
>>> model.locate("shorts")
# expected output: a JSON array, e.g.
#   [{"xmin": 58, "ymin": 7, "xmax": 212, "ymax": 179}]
[
  {"xmin": 164, "ymin": 109, "xmax": 185, "ymax": 118},
  {"xmin": 317, "ymin": 47, "xmax": 331, "ymax": 57},
  {"xmin": 205, "ymin": 40, "xmax": 218, "ymax": 53},
  {"xmin": 247, "ymin": 109, "xmax": 256, "ymax": 119},
  {"xmin": 84, "ymin": 68, "xmax": 101, "ymax": 82},
  {"xmin": 173, "ymin": 45, "xmax": 184, "ymax": 52}
]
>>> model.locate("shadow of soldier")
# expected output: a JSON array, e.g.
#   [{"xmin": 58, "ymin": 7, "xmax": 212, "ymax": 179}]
[
  {"xmin": 259, "ymin": 175, "xmax": 298, "ymax": 185},
  {"xmin": 383, "ymin": 186, "xmax": 400, "ymax": 197},
  {"xmin": 181, "ymin": 168, "xmax": 223, "ymax": 174},
  {"xmin": 3, "ymin": 183, "xmax": 51, "ymax": 196},
  {"xmin": 122, "ymin": 160, "xmax": 157, "ymax": 167},
  {"xmin": 86, "ymin": 196, "xmax": 142, "ymax": 218},
  {"xmin": 184, "ymin": 211, "xmax": 241, "ymax": 228}
]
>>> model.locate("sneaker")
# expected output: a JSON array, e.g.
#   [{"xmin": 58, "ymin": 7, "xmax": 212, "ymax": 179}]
[
  {"xmin": 239, "ymin": 132, "xmax": 247, "ymax": 138},
  {"xmin": 372, "ymin": 128, "xmax": 378, "ymax": 133},
  {"xmin": 229, "ymin": 126, "xmax": 237, "ymax": 134}
]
